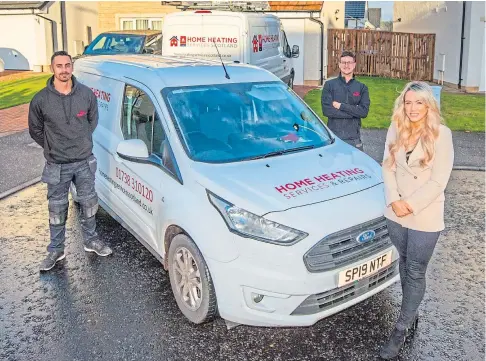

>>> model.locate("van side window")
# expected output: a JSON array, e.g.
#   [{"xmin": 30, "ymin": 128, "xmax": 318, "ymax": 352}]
[
  {"xmin": 121, "ymin": 85, "xmax": 177, "ymax": 175},
  {"xmin": 281, "ymin": 31, "xmax": 291, "ymax": 58},
  {"xmin": 121, "ymin": 85, "xmax": 160, "ymax": 151}
]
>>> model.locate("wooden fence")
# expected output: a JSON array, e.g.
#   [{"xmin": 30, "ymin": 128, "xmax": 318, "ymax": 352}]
[{"xmin": 327, "ymin": 29, "xmax": 435, "ymax": 81}]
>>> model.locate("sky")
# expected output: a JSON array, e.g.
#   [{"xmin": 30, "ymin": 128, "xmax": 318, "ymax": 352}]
[{"xmin": 367, "ymin": 1, "xmax": 394, "ymax": 21}]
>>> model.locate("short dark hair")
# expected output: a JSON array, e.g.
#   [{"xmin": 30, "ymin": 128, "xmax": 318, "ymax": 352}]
[
  {"xmin": 340, "ymin": 51, "xmax": 356, "ymax": 62},
  {"xmin": 51, "ymin": 51, "xmax": 72, "ymax": 64}
]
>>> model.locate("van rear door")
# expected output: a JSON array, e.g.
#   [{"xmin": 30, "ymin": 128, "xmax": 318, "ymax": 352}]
[{"xmin": 162, "ymin": 12, "xmax": 243, "ymax": 62}]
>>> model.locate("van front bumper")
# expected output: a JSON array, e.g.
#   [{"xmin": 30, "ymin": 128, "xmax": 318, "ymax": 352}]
[{"xmin": 206, "ymin": 247, "xmax": 399, "ymax": 327}]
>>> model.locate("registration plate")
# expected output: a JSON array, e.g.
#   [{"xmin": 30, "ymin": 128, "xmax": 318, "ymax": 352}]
[{"xmin": 338, "ymin": 251, "xmax": 393, "ymax": 287}]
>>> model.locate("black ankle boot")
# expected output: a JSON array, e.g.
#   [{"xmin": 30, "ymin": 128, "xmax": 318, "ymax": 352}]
[
  {"xmin": 379, "ymin": 327, "xmax": 407, "ymax": 360},
  {"xmin": 408, "ymin": 314, "xmax": 419, "ymax": 336}
]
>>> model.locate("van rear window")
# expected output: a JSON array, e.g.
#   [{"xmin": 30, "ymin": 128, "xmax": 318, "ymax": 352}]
[{"xmin": 84, "ymin": 34, "xmax": 146, "ymax": 55}]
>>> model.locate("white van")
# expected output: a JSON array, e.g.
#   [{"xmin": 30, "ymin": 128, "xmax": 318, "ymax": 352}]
[
  {"xmin": 161, "ymin": 11, "xmax": 299, "ymax": 88},
  {"xmin": 73, "ymin": 55, "xmax": 399, "ymax": 327}
]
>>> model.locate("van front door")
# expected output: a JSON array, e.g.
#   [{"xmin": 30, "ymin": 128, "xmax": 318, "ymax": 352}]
[
  {"xmin": 114, "ymin": 83, "xmax": 176, "ymax": 252},
  {"xmin": 280, "ymin": 29, "xmax": 293, "ymax": 86}
]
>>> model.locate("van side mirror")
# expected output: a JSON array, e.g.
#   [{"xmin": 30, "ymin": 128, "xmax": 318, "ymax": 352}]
[
  {"xmin": 292, "ymin": 45, "xmax": 300, "ymax": 58},
  {"xmin": 116, "ymin": 139, "xmax": 149, "ymax": 160}
]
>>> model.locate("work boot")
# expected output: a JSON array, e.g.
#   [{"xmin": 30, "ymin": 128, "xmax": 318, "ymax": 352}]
[
  {"xmin": 84, "ymin": 239, "xmax": 112, "ymax": 257},
  {"xmin": 379, "ymin": 327, "xmax": 407, "ymax": 360},
  {"xmin": 39, "ymin": 251, "xmax": 66, "ymax": 272}
]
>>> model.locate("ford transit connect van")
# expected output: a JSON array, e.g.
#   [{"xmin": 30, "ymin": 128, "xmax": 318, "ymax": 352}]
[
  {"xmin": 73, "ymin": 55, "xmax": 398, "ymax": 327},
  {"xmin": 161, "ymin": 11, "xmax": 299, "ymax": 88}
]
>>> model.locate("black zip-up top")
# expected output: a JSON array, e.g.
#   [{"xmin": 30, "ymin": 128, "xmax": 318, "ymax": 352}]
[
  {"xmin": 28, "ymin": 75, "xmax": 99, "ymax": 164},
  {"xmin": 321, "ymin": 73, "xmax": 370, "ymax": 141}
]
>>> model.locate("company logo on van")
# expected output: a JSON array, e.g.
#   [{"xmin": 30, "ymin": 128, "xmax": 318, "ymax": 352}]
[
  {"xmin": 170, "ymin": 36, "xmax": 179, "ymax": 47},
  {"xmin": 356, "ymin": 230, "xmax": 376, "ymax": 244},
  {"xmin": 90, "ymin": 88, "xmax": 111, "ymax": 103},
  {"xmin": 170, "ymin": 36, "xmax": 238, "ymax": 48},
  {"xmin": 273, "ymin": 168, "xmax": 373, "ymax": 200},
  {"xmin": 252, "ymin": 34, "xmax": 279, "ymax": 53}
]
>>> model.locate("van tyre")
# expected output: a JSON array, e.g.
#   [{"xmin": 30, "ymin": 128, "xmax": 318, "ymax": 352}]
[{"xmin": 168, "ymin": 234, "xmax": 218, "ymax": 324}]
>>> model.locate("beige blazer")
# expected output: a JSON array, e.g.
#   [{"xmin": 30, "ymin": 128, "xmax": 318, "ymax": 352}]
[{"xmin": 382, "ymin": 122, "xmax": 454, "ymax": 232}]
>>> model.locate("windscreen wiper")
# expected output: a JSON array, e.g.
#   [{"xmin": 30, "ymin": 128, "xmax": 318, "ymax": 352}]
[{"xmin": 251, "ymin": 145, "xmax": 315, "ymax": 160}]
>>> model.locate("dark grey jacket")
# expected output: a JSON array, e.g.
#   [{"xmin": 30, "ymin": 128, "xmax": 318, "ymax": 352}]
[
  {"xmin": 321, "ymin": 74, "xmax": 370, "ymax": 141},
  {"xmin": 28, "ymin": 75, "xmax": 98, "ymax": 164}
]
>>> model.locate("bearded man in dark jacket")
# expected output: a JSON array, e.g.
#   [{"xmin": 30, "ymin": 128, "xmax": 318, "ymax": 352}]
[{"xmin": 29, "ymin": 51, "xmax": 112, "ymax": 272}]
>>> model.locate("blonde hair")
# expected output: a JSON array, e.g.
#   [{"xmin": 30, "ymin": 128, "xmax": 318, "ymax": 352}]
[{"xmin": 384, "ymin": 81, "xmax": 443, "ymax": 168}]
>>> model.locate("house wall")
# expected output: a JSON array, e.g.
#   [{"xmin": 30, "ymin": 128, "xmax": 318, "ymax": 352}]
[
  {"xmin": 461, "ymin": 1, "xmax": 485, "ymax": 92},
  {"xmin": 0, "ymin": 15, "xmax": 41, "ymax": 70},
  {"xmin": 321, "ymin": 1, "xmax": 345, "ymax": 79},
  {"xmin": 270, "ymin": 12, "xmax": 322, "ymax": 86},
  {"xmin": 42, "ymin": 1, "xmax": 63, "ymax": 59},
  {"xmin": 41, "ymin": 2, "xmax": 98, "ymax": 57},
  {"xmin": 0, "ymin": 2, "xmax": 99, "ymax": 71},
  {"xmin": 394, "ymin": 1, "xmax": 485, "ymax": 92},
  {"xmin": 66, "ymin": 2, "xmax": 99, "ymax": 56},
  {"xmin": 278, "ymin": 17, "xmax": 306, "ymax": 85},
  {"xmin": 97, "ymin": 2, "xmax": 179, "ymax": 32},
  {"xmin": 480, "ymin": 17, "xmax": 486, "ymax": 92},
  {"xmin": 304, "ymin": 18, "xmax": 321, "ymax": 84}
]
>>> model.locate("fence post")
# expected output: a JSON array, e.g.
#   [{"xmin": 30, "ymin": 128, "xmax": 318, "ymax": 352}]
[
  {"xmin": 430, "ymin": 34, "xmax": 436, "ymax": 81},
  {"xmin": 407, "ymin": 33, "xmax": 413, "ymax": 79}
]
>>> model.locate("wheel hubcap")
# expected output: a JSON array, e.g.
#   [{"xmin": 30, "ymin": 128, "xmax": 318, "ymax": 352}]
[{"xmin": 173, "ymin": 247, "xmax": 202, "ymax": 311}]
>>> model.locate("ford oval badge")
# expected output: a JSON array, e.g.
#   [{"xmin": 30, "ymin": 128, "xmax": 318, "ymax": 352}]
[{"xmin": 356, "ymin": 230, "xmax": 376, "ymax": 243}]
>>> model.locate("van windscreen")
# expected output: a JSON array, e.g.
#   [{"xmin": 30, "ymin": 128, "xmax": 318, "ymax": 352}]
[{"xmin": 162, "ymin": 82, "xmax": 333, "ymax": 163}]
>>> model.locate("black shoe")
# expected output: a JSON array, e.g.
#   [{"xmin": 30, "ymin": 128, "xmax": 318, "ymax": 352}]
[
  {"xmin": 407, "ymin": 314, "xmax": 419, "ymax": 338},
  {"xmin": 39, "ymin": 251, "xmax": 66, "ymax": 272},
  {"xmin": 84, "ymin": 239, "xmax": 112, "ymax": 257},
  {"xmin": 379, "ymin": 327, "xmax": 407, "ymax": 360}
]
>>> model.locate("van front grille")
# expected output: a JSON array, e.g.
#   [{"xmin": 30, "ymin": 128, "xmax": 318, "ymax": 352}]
[{"xmin": 303, "ymin": 217, "xmax": 392, "ymax": 273}]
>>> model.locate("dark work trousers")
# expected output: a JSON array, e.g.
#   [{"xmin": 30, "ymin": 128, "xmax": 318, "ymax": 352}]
[
  {"xmin": 343, "ymin": 137, "xmax": 364, "ymax": 151},
  {"xmin": 41, "ymin": 155, "xmax": 99, "ymax": 253},
  {"xmin": 386, "ymin": 219, "xmax": 441, "ymax": 331}
]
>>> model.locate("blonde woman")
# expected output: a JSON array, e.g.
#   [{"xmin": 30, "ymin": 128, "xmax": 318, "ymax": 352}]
[{"xmin": 380, "ymin": 82, "xmax": 454, "ymax": 359}]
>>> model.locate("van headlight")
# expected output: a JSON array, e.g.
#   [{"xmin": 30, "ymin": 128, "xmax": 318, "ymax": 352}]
[{"xmin": 207, "ymin": 191, "xmax": 308, "ymax": 246}]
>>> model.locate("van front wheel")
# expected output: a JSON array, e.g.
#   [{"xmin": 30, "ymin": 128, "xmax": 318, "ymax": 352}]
[{"xmin": 168, "ymin": 234, "xmax": 218, "ymax": 324}]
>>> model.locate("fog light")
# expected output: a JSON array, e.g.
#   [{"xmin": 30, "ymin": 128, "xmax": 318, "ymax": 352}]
[{"xmin": 252, "ymin": 293, "xmax": 264, "ymax": 303}]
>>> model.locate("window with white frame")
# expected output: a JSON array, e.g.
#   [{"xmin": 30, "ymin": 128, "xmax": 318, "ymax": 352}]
[{"xmin": 120, "ymin": 18, "xmax": 163, "ymax": 31}]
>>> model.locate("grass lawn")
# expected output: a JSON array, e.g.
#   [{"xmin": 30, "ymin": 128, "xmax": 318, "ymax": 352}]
[
  {"xmin": 0, "ymin": 74, "xmax": 51, "ymax": 110},
  {"xmin": 304, "ymin": 77, "xmax": 485, "ymax": 132}
]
